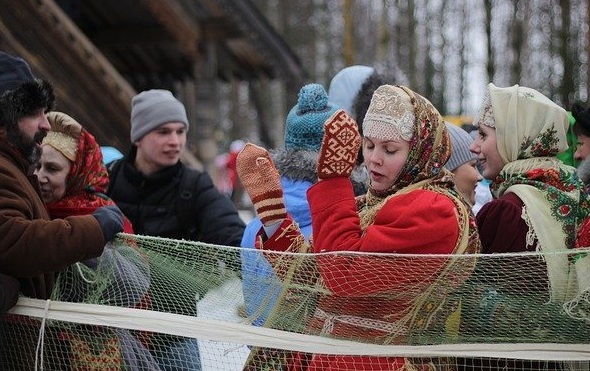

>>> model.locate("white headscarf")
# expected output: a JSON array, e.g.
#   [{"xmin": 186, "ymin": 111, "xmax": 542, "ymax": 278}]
[
  {"xmin": 328, "ymin": 65, "xmax": 374, "ymax": 116},
  {"xmin": 475, "ymin": 83, "xmax": 587, "ymax": 305},
  {"xmin": 474, "ymin": 83, "xmax": 569, "ymax": 163}
]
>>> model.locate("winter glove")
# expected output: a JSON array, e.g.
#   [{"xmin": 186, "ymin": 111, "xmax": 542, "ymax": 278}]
[
  {"xmin": 92, "ymin": 205, "xmax": 124, "ymax": 242},
  {"xmin": 0, "ymin": 273, "xmax": 19, "ymax": 316},
  {"xmin": 317, "ymin": 109, "xmax": 361, "ymax": 180},
  {"xmin": 236, "ymin": 143, "xmax": 287, "ymax": 226}
]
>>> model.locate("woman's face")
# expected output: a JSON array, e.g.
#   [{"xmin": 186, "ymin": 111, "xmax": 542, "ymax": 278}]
[
  {"xmin": 362, "ymin": 136, "xmax": 410, "ymax": 192},
  {"xmin": 469, "ymin": 125, "xmax": 504, "ymax": 180},
  {"xmin": 452, "ymin": 159, "xmax": 482, "ymax": 205},
  {"xmin": 574, "ymin": 133, "xmax": 590, "ymax": 162},
  {"xmin": 35, "ymin": 145, "xmax": 71, "ymax": 203}
]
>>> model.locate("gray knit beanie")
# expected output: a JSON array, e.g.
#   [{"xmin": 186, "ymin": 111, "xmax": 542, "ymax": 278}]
[
  {"xmin": 444, "ymin": 122, "xmax": 478, "ymax": 171},
  {"xmin": 130, "ymin": 89, "xmax": 189, "ymax": 142}
]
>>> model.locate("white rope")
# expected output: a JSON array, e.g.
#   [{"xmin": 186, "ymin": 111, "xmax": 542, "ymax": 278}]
[
  {"xmin": 34, "ymin": 299, "xmax": 51, "ymax": 371},
  {"xmin": 75, "ymin": 262, "xmax": 97, "ymax": 283},
  {"xmin": 10, "ymin": 297, "xmax": 590, "ymax": 361}
]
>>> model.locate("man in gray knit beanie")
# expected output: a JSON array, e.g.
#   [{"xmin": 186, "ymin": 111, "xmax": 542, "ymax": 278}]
[
  {"xmin": 106, "ymin": 88, "xmax": 245, "ymax": 371},
  {"xmin": 130, "ymin": 89, "xmax": 189, "ymax": 143}
]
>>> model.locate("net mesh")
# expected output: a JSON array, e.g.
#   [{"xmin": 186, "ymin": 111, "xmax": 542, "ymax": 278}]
[{"xmin": 1, "ymin": 233, "xmax": 589, "ymax": 370}]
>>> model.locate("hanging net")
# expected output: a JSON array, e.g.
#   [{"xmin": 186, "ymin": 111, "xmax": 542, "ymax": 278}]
[{"xmin": 1, "ymin": 233, "xmax": 589, "ymax": 370}]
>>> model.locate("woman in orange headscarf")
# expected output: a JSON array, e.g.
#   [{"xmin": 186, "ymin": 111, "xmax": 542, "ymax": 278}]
[
  {"xmin": 37, "ymin": 112, "xmax": 133, "ymax": 230},
  {"xmin": 36, "ymin": 111, "xmax": 155, "ymax": 371}
]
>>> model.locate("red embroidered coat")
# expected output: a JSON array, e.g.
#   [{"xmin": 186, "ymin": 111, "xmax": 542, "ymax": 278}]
[{"xmin": 261, "ymin": 178, "xmax": 465, "ymax": 371}]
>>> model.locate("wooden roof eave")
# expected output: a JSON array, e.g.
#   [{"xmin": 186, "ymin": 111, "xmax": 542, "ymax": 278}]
[
  {"xmin": 0, "ymin": 0, "xmax": 136, "ymax": 149},
  {"xmin": 218, "ymin": 0, "xmax": 306, "ymax": 90},
  {"xmin": 143, "ymin": 0, "xmax": 201, "ymax": 61}
]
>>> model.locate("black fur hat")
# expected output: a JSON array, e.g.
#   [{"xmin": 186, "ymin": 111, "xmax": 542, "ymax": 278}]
[
  {"xmin": 0, "ymin": 79, "xmax": 55, "ymax": 129},
  {"xmin": 0, "ymin": 51, "xmax": 55, "ymax": 129},
  {"xmin": 571, "ymin": 102, "xmax": 590, "ymax": 137}
]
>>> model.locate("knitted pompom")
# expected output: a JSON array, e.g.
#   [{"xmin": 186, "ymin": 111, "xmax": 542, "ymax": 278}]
[
  {"xmin": 297, "ymin": 83, "xmax": 329, "ymax": 114},
  {"xmin": 285, "ymin": 83, "xmax": 339, "ymax": 151}
]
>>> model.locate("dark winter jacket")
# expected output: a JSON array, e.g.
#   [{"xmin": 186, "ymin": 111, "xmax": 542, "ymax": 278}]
[
  {"xmin": 577, "ymin": 156, "xmax": 590, "ymax": 194},
  {"xmin": 0, "ymin": 273, "xmax": 19, "ymax": 318},
  {"xmin": 106, "ymin": 147, "xmax": 245, "ymax": 246}
]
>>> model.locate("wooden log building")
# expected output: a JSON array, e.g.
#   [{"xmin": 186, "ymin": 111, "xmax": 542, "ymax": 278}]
[{"xmin": 0, "ymin": 0, "xmax": 305, "ymax": 168}]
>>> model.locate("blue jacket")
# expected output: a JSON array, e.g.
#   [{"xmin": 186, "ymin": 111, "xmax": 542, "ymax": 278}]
[{"xmin": 240, "ymin": 149, "xmax": 316, "ymax": 326}]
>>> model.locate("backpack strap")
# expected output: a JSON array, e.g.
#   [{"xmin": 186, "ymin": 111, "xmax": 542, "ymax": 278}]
[
  {"xmin": 105, "ymin": 159, "xmax": 123, "ymax": 197},
  {"xmin": 176, "ymin": 168, "xmax": 202, "ymax": 239}
]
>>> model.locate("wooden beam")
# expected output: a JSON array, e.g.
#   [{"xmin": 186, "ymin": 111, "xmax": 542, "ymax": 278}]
[
  {"xmin": 201, "ymin": 20, "xmax": 241, "ymax": 41},
  {"xmin": 90, "ymin": 27, "xmax": 175, "ymax": 47},
  {"xmin": 34, "ymin": 0, "xmax": 136, "ymax": 104},
  {"xmin": 0, "ymin": 0, "xmax": 136, "ymax": 149},
  {"xmin": 143, "ymin": 0, "xmax": 200, "ymax": 60}
]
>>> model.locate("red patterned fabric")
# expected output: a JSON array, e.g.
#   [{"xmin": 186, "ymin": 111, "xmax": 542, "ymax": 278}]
[
  {"xmin": 45, "ymin": 128, "xmax": 133, "ymax": 233},
  {"xmin": 253, "ymin": 86, "xmax": 479, "ymax": 370},
  {"xmin": 317, "ymin": 109, "xmax": 361, "ymax": 179},
  {"xmin": 44, "ymin": 126, "xmax": 145, "ymax": 366}
]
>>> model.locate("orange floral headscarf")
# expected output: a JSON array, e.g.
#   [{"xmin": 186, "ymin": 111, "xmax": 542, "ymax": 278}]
[{"xmin": 44, "ymin": 112, "xmax": 127, "ymax": 228}]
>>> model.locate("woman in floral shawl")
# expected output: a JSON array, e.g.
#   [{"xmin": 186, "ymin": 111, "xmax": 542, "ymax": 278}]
[
  {"xmin": 470, "ymin": 83, "xmax": 590, "ymax": 300},
  {"xmin": 236, "ymin": 85, "xmax": 481, "ymax": 370},
  {"xmin": 35, "ymin": 112, "xmax": 157, "ymax": 371},
  {"xmin": 463, "ymin": 83, "xmax": 590, "ymax": 370}
]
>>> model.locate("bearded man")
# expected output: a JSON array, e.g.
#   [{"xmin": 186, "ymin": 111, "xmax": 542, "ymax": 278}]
[{"xmin": 0, "ymin": 51, "xmax": 125, "ymax": 369}]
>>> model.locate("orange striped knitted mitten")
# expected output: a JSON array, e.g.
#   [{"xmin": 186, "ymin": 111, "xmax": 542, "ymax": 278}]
[
  {"xmin": 317, "ymin": 109, "xmax": 361, "ymax": 179},
  {"xmin": 236, "ymin": 143, "xmax": 287, "ymax": 225}
]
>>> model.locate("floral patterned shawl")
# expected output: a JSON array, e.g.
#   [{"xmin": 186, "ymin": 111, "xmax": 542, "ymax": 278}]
[
  {"xmin": 358, "ymin": 86, "xmax": 481, "ymax": 346},
  {"xmin": 360, "ymin": 86, "xmax": 479, "ymax": 260},
  {"xmin": 365, "ymin": 86, "xmax": 453, "ymax": 202},
  {"xmin": 44, "ymin": 112, "xmax": 125, "ymax": 225},
  {"xmin": 481, "ymin": 83, "xmax": 590, "ymax": 304}
]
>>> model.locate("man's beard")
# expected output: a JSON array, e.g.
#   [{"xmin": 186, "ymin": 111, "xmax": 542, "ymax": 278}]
[{"xmin": 6, "ymin": 124, "xmax": 47, "ymax": 165}]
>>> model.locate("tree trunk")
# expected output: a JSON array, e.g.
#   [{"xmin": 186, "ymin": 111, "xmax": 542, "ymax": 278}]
[
  {"xmin": 343, "ymin": 0, "xmax": 354, "ymax": 65},
  {"xmin": 484, "ymin": 0, "xmax": 494, "ymax": 83},
  {"xmin": 560, "ymin": 0, "xmax": 575, "ymax": 108}
]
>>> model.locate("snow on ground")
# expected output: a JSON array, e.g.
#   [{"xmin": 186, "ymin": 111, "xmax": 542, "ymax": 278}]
[
  {"xmin": 194, "ymin": 207, "xmax": 253, "ymax": 370},
  {"xmin": 238, "ymin": 209, "xmax": 254, "ymax": 224},
  {"xmin": 197, "ymin": 276, "xmax": 250, "ymax": 371}
]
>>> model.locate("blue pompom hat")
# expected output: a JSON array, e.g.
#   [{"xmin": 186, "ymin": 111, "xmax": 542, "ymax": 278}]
[{"xmin": 285, "ymin": 83, "xmax": 339, "ymax": 151}]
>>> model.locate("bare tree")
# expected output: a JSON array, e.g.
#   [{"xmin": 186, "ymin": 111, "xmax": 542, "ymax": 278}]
[
  {"xmin": 484, "ymin": 0, "xmax": 494, "ymax": 83},
  {"xmin": 560, "ymin": 0, "xmax": 575, "ymax": 108},
  {"xmin": 408, "ymin": 0, "xmax": 418, "ymax": 88},
  {"xmin": 245, "ymin": 0, "xmax": 590, "ymax": 144},
  {"xmin": 377, "ymin": 0, "xmax": 391, "ymax": 68},
  {"xmin": 422, "ymin": 2, "xmax": 438, "ymax": 107},
  {"xmin": 509, "ymin": 0, "xmax": 524, "ymax": 84},
  {"xmin": 343, "ymin": 0, "xmax": 354, "ymax": 65},
  {"xmin": 459, "ymin": 0, "xmax": 467, "ymax": 114}
]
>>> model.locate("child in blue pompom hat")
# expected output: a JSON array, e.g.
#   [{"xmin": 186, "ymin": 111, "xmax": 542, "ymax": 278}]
[
  {"xmin": 241, "ymin": 83, "xmax": 339, "ymax": 328},
  {"xmin": 284, "ymin": 83, "xmax": 340, "ymax": 151}
]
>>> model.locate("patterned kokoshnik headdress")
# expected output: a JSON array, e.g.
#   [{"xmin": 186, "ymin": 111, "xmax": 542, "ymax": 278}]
[{"xmin": 361, "ymin": 85, "xmax": 451, "ymax": 200}]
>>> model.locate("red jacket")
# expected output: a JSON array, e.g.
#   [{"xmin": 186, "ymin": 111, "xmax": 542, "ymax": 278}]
[{"xmin": 263, "ymin": 178, "xmax": 463, "ymax": 370}]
